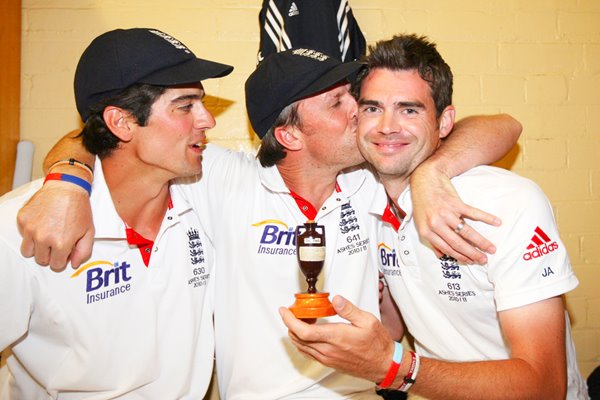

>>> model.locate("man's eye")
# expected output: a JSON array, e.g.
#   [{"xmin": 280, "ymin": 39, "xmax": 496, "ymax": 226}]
[{"xmin": 179, "ymin": 104, "xmax": 193, "ymax": 111}]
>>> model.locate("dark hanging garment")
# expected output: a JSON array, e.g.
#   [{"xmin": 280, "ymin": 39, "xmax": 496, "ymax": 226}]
[{"xmin": 257, "ymin": 0, "xmax": 366, "ymax": 63}]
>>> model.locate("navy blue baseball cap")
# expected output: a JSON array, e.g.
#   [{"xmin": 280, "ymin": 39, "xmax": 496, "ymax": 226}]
[
  {"xmin": 245, "ymin": 48, "xmax": 365, "ymax": 138},
  {"xmin": 74, "ymin": 28, "xmax": 233, "ymax": 121}
]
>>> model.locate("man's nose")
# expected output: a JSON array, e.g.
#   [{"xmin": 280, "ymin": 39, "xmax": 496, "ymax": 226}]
[{"xmin": 194, "ymin": 104, "xmax": 216, "ymax": 130}]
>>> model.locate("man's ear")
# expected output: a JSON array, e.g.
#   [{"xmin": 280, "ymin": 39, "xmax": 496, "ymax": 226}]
[
  {"xmin": 438, "ymin": 106, "xmax": 456, "ymax": 139},
  {"xmin": 273, "ymin": 125, "xmax": 303, "ymax": 151},
  {"xmin": 103, "ymin": 106, "xmax": 134, "ymax": 142}
]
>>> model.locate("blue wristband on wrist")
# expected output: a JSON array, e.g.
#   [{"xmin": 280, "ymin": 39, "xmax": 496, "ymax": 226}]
[
  {"xmin": 44, "ymin": 172, "xmax": 92, "ymax": 196},
  {"xmin": 392, "ymin": 341, "xmax": 403, "ymax": 363}
]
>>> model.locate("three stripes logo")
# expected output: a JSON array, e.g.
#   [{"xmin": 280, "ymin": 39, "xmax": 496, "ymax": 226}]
[
  {"xmin": 337, "ymin": 0, "xmax": 351, "ymax": 61},
  {"xmin": 523, "ymin": 226, "xmax": 559, "ymax": 261},
  {"xmin": 263, "ymin": 0, "xmax": 292, "ymax": 53}
]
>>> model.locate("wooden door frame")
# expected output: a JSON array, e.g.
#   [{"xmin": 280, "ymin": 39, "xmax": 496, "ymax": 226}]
[{"xmin": 0, "ymin": 0, "xmax": 21, "ymax": 195}]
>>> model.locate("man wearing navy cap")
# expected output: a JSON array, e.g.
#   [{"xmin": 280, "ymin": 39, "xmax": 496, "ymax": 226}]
[
  {"xmin": 16, "ymin": 45, "xmax": 521, "ymax": 398},
  {"xmin": 0, "ymin": 28, "xmax": 232, "ymax": 398}
]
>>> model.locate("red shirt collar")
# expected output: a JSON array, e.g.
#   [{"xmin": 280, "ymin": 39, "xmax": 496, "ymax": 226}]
[
  {"xmin": 123, "ymin": 194, "xmax": 173, "ymax": 267},
  {"xmin": 289, "ymin": 182, "xmax": 341, "ymax": 220},
  {"xmin": 382, "ymin": 202, "xmax": 405, "ymax": 232}
]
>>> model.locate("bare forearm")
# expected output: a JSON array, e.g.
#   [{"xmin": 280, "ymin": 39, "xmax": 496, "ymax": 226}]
[
  {"xmin": 423, "ymin": 114, "xmax": 522, "ymax": 179},
  {"xmin": 404, "ymin": 357, "xmax": 565, "ymax": 400},
  {"xmin": 282, "ymin": 294, "xmax": 567, "ymax": 400},
  {"xmin": 390, "ymin": 299, "xmax": 566, "ymax": 400},
  {"xmin": 43, "ymin": 129, "xmax": 95, "ymax": 174}
]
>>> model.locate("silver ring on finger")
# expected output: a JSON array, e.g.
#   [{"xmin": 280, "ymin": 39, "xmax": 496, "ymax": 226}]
[{"xmin": 454, "ymin": 220, "xmax": 465, "ymax": 234}]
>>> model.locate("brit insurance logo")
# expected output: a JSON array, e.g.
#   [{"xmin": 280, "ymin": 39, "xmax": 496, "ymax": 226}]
[
  {"xmin": 378, "ymin": 242, "xmax": 400, "ymax": 277},
  {"xmin": 71, "ymin": 260, "xmax": 133, "ymax": 305},
  {"xmin": 523, "ymin": 226, "xmax": 559, "ymax": 261},
  {"xmin": 252, "ymin": 219, "xmax": 297, "ymax": 256}
]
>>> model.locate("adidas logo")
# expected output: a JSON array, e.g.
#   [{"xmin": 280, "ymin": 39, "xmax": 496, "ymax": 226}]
[
  {"xmin": 288, "ymin": 2, "xmax": 299, "ymax": 16},
  {"xmin": 522, "ymin": 226, "xmax": 559, "ymax": 261}
]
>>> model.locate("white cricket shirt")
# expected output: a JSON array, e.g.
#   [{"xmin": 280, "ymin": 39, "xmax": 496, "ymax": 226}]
[
  {"xmin": 371, "ymin": 166, "xmax": 588, "ymax": 399},
  {"xmin": 0, "ymin": 162, "xmax": 215, "ymax": 399},
  {"xmin": 180, "ymin": 144, "xmax": 382, "ymax": 399}
]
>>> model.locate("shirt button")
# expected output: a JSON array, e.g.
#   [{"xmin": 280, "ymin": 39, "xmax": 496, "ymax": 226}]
[
  {"xmin": 302, "ymin": 206, "xmax": 308, "ymax": 211},
  {"xmin": 322, "ymin": 207, "xmax": 326, "ymax": 211},
  {"xmin": 336, "ymin": 198, "xmax": 341, "ymax": 202},
  {"xmin": 154, "ymin": 247, "xmax": 158, "ymax": 252},
  {"xmin": 167, "ymin": 216, "xmax": 173, "ymax": 220},
  {"xmin": 145, "ymin": 248, "xmax": 151, "ymax": 253},
  {"xmin": 403, "ymin": 250, "xmax": 409, "ymax": 255},
  {"xmin": 401, "ymin": 236, "xmax": 405, "ymax": 241}
]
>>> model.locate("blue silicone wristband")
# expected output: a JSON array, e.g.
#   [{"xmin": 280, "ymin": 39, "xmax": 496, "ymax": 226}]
[
  {"xmin": 392, "ymin": 341, "xmax": 404, "ymax": 364},
  {"xmin": 44, "ymin": 173, "xmax": 92, "ymax": 196}
]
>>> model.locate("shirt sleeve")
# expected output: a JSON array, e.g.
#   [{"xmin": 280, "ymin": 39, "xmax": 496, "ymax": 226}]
[
  {"xmin": 0, "ymin": 241, "xmax": 34, "ymax": 351},
  {"xmin": 0, "ymin": 183, "xmax": 43, "ymax": 350},
  {"xmin": 483, "ymin": 176, "xmax": 579, "ymax": 311},
  {"xmin": 176, "ymin": 144, "xmax": 255, "ymax": 242}
]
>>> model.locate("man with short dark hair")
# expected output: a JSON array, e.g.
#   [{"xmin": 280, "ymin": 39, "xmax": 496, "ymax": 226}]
[
  {"xmin": 16, "ymin": 46, "xmax": 521, "ymax": 398},
  {"xmin": 0, "ymin": 28, "xmax": 232, "ymax": 398},
  {"xmin": 175, "ymin": 47, "xmax": 522, "ymax": 399},
  {"xmin": 281, "ymin": 34, "xmax": 589, "ymax": 400}
]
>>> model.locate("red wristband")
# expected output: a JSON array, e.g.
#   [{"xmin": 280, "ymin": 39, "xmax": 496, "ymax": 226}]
[
  {"xmin": 378, "ymin": 342, "xmax": 403, "ymax": 389},
  {"xmin": 397, "ymin": 351, "xmax": 419, "ymax": 392},
  {"xmin": 44, "ymin": 172, "xmax": 92, "ymax": 196},
  {"xmin": 379, "ymin": 361, "xmax": 401, "ymax": 388}
]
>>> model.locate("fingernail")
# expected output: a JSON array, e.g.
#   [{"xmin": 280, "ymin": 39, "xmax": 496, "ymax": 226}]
[{"xmin": 332, "ymin": 296, "xmax": 345, "ymax": 309}]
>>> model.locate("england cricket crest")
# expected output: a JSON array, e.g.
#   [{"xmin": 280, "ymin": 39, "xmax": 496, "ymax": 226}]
[
  {"xmin": 187, "ymin": 228, "xmax": 205, "ymax": 265},
  {"xmin": 440, "ymin": 254, "xmax": 461, "ymax": 279},
  {"xmin": 339, "ymin": 203, "xmax": 359, "ymax": 234}
]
